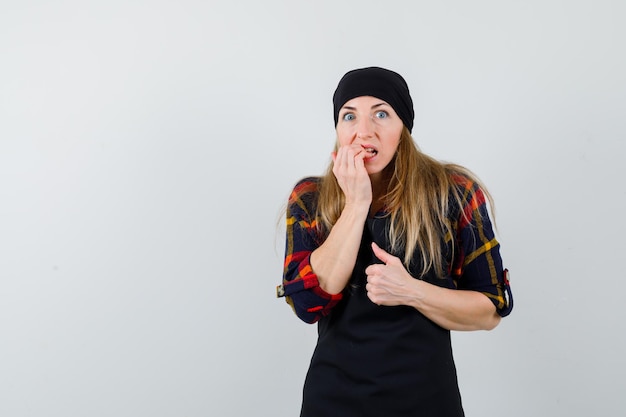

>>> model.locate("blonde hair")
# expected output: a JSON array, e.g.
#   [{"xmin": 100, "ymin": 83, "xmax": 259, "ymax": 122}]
[{"xmin": 316, "ymin": 127, "xmax": 495, "ymax": 278}]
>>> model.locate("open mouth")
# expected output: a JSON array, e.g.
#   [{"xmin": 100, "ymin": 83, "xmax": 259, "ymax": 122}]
[{"xmin": 363, "ymin": 147, "xmax": 378, "ymax": 156}]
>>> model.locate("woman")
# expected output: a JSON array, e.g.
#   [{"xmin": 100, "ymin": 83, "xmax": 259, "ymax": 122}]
[{"xmin": 277, "ymin": 66, "xmax": 513, "ymax": 417}]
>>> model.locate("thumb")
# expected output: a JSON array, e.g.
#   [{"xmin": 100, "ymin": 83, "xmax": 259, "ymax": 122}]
[{"xmin": 371, "ymin": 242, "xmax": 396, "ymax": 265}]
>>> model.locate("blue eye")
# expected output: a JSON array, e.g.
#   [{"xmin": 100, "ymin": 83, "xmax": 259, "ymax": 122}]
[
  {"xmin": 374, "ymin": 110, "xmax": 388, "ymax": 119},
  {"xmin": 342, "ymin": 113, "xmax": 355, "ymax": 121}
]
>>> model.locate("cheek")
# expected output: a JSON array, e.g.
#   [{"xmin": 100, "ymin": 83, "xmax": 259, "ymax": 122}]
[
  {"xmin": 384, "ymin": 131, "xmax": 402, "ymax": 153},
  {"xmin": 335, "ymin": 128, "xmax": 353, "ymax": 146},
  {"xmin": 390, "ymin": 127, "xmax": 403, "ymax": 150},
  {"xmin": 389, "ymin": 140, "xmax": 400, "ymax": 155}
]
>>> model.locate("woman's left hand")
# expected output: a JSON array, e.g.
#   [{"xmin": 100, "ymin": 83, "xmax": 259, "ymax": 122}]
[
  {"xmin": 365, "ymin": 242, "xmax": 420, "ymax": 306},
  {"xmin": 365, "ymin": 242, "xmax": 501, "ymax": 331}
]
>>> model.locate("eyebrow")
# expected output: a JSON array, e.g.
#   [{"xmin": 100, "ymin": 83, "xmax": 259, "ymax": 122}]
[{"xmin": 342, "ymin": 102, "xmax": 389, "ymax": 111}]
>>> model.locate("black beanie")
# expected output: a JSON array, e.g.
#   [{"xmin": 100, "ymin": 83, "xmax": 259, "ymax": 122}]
[{"xmin": 332, "ymin": 66, "xmax": 414, "ymax": 132}]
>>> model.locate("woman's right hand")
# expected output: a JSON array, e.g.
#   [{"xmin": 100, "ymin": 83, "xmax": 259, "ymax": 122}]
[
  {"xmin": 332, "ymin": 144, "xmax": 372, "ymax": 208},
  {"xmin": 311, "ymin": 144, "xmax": 372, "ymax": 295}
]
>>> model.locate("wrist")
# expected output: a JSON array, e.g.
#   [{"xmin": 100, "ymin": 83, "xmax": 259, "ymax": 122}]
[
  {"xmin": 342, "ymin": 201, "xmax": 370, "ymax": 217},
  {"xmin": 407, "ymin": 279, "xmax": 427, "ymax": 309}
]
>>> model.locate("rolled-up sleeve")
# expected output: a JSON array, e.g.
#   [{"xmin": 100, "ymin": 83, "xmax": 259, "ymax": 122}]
[
  {"xmin": 279, "ymin": 178, "xmax": 343, "ymax": 323},
  {"xmin": 450, "ymin": 176, "xmax": 513, "ymax": 317}
]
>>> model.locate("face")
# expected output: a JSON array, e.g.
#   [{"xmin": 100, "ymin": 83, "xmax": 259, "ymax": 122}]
[{"xmin": 335, "ymin": 96, "xmax": 404, "ymax": 176}]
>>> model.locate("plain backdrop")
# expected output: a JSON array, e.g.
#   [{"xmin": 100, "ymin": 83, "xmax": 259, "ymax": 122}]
[{"xmin": 1, "ymin": 1, "xmax": 625, "ymax": 416}]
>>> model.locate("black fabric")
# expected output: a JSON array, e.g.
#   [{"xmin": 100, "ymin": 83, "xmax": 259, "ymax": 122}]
[
  {"xmin": 333, "ymin": 66, "xmax": 415, "ymax": 132},
  {"xmin": 300, "ymin": 215, "xmax": 464, "ymax": 417}
]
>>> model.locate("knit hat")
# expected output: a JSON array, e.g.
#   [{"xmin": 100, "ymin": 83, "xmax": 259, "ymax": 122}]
[{"xmin": 332, "ymin": 66, "xmax": 414, "ymax": 132}]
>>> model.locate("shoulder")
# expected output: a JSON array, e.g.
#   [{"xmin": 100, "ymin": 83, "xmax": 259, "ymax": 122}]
[
  {"xmin": 446, "ymin": 170, "xmax": 491, "ymax": 227},
  {"xmin": 448, "ymin": 171, "xmax": 486, "ymax": 206},
  {"xmin": 289, "ymin": 176, "xmax": 322, "ymax": 205},
  {"xmin": 449, "ymin": 172, "xmax": 479, "ymax": 194}
]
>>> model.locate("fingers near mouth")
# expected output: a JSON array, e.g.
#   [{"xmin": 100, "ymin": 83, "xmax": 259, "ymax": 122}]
[{"xmin": 363, "ymin": 147, "xmax": 378, "ymax": 158}]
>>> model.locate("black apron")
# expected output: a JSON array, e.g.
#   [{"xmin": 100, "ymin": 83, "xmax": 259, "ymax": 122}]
[{"xmin": 300, "ymin": 216, "xmax": 464, "ymax": 417}]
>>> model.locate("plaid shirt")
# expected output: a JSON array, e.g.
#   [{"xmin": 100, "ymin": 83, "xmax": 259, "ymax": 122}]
[{"xmin": 279, "ymin": 176, "xmax": 513, "ymax": 324}]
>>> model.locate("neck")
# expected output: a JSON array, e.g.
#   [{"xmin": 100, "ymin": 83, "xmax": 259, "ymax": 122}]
[
  {"xmin": 369, "ymin": 173, "xmax": 389, "ymax": 204},
  {"xmin": 370, "ymin": 165, "xmax": 394, "ymax": 201}
]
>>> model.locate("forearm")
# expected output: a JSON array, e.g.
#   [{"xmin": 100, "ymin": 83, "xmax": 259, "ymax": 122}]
[
  {"xmin": 310, "ymin": 204, "xmax": 369, "ymax": 294},
  {"xmin": 408, "ymin": 280, "xmax": 501, "ymax": 331}
]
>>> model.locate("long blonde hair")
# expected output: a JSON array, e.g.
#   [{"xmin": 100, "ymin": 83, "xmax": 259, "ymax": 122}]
[{"xmin": 316, "ymin": 127, "xmax": 495, "ymax": 278}]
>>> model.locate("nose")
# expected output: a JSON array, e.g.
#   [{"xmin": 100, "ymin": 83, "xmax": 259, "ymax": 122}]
[{"xmin": 355, "ymin": 115, "xmax": 375, "ymax": 140}]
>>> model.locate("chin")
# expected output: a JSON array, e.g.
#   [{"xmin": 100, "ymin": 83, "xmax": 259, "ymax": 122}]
[{"xmin": 366, "ymin": 167, "xmax": 385, "ymax": 177}]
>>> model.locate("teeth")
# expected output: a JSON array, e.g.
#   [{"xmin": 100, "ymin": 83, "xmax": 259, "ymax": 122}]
[{"xmin": 365, "ymin": 148, "xmax": 377, "ymax": 154}]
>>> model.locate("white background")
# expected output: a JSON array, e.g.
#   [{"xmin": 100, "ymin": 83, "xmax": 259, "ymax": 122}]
[{"xmin": 1, "ymin": 1, "xmax": 625, "ymax": 416}]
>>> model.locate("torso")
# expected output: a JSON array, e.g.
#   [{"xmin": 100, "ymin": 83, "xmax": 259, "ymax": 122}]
[{"xmin": 300, "ymin": 213, "xmax": 465, "ymax": 417}]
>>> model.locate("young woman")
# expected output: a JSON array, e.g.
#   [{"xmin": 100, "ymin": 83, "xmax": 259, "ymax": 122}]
[{"xmin": 277, "ymin": 66, "xmax": 513, "ymax": 417}]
